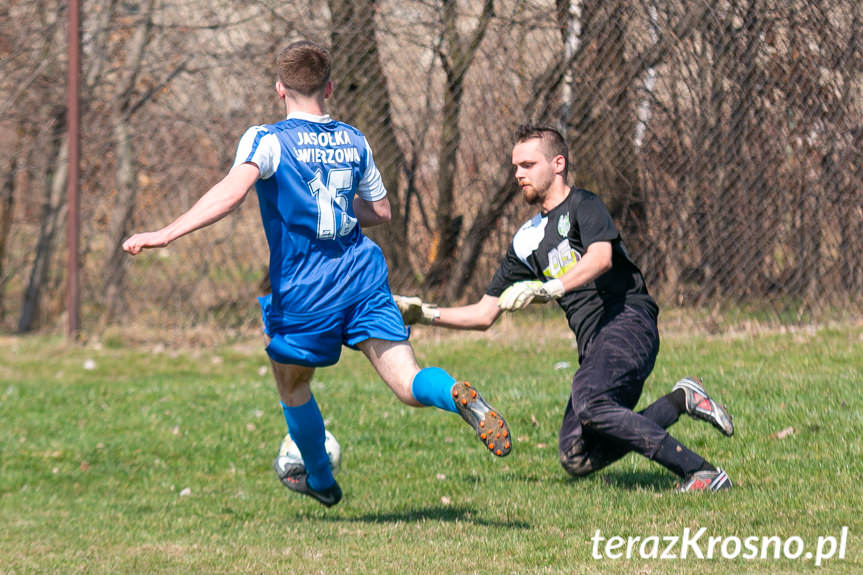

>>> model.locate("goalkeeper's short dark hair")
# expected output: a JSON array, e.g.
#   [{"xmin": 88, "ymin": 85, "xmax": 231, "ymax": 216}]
[{"xmin": 514, "ymin": 123, "xmax": 568, "ymax": 177}]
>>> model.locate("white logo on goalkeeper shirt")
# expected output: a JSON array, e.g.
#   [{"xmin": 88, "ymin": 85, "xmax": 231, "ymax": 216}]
[{"xmin": 558, "ymin": 214, "xmax": 570, "ymax": 236}]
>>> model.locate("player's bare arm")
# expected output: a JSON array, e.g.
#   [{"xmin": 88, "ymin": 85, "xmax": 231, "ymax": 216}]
[
  {"xmin": 122, "ymin": 163, "xmax": 259, "ymax": 255},
  {"xmin": 353, "ymin": 196, "xmax": 391, "ymax": 228},
  {"xmin": 435, "ymin": 294, "xmax": 502, "ymax": 330},
  {"xmin": 395, "ymin": 293, "xmax": 502, "ymax": 329}
]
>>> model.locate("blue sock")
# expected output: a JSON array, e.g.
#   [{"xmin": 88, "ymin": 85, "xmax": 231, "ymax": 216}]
[
  {"xmin": 281, "ymin": 396, "xmax": 335, "ymax": 491},
  {"xmin": 411, "ymin": 367, "xmax": 458, "ymax": 413}
]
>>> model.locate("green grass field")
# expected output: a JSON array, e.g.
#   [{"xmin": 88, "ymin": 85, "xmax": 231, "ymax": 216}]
[{"xmin": 1, "ymin": 318, "xmax": 861, "ymax": 574}]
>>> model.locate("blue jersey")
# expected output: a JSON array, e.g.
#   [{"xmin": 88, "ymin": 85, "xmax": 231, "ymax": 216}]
[{"xmin": 233, "ymin": 112, "xmax": 390, "ymax": 330}]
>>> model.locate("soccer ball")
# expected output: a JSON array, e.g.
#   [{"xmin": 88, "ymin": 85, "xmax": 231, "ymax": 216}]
[{"xmin": 274, "ymin": 429, "xmax": 342, "ymax": 477}]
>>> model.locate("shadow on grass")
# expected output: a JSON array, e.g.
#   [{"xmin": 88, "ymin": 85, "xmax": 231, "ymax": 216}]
[
  {"xmin": 317, "ymin": 504, "xmax": 531, "ymax": 529},
  {"xmin": 570, "ymin": 469, "xmax": 676, "ymax": 492}
]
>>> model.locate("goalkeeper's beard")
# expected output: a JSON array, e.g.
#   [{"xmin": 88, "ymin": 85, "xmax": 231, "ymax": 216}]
[
  {"xmin": 521, "ymin": 185, "xmax": 538, "ymax": 205},
  {"xmin": 519, "ymin": 179, "xmax": 551, "ymax": 206}
]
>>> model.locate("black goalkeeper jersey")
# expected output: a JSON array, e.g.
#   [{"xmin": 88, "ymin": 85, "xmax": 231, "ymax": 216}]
[{"xmin": 486, "ymin": 187, "xmax": 658, "ymax": 359}]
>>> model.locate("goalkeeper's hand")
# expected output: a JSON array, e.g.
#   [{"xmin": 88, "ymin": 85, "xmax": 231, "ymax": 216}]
[
  {"xmin": 392, "ymin": 294, "xmax": 440, "ymax": 325},
  {"xmin": 498, "ymin": 279, "xmax": 565, "ymax": 311}
]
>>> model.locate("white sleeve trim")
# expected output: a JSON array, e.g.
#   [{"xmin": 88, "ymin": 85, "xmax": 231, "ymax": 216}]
[
  {"xmin": 356, "ymin": 138, "xmax": 387, "ymax": 201},
  {"xmin": 232, "ymin": 126, "xmax": 280, "ymax": 180}
]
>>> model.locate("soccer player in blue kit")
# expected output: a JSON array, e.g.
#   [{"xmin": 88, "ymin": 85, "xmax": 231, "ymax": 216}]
[
  {"xmin": 122, "ymin": 40, "xmax": 512, "ymax": 507},
  {"xmin": 397, "ymin": 124, "xmax": 734, "ymax": 492}
]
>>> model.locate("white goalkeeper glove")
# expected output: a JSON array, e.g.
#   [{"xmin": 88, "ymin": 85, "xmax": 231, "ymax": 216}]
[
  {"xmin": 498, "ymin": 279, "xmax": 565, "ymax": 311},
  {"xmin": 392, "ymin": 294, "xmax": 440, "ymax": 325}
]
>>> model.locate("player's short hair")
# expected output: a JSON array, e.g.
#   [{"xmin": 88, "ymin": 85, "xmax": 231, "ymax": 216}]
[
  {"xmin": 277, "ymin": 40, "xmax": 331, "ymax": 96},
  {"xmin": 514, "ymin": 123, "xmax": 569, "ymax": 176}
]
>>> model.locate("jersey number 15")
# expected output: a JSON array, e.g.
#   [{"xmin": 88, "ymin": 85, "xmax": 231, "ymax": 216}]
[{"xmin": 309, "ymin": 168, "xmax": 357, "ymax": 239}]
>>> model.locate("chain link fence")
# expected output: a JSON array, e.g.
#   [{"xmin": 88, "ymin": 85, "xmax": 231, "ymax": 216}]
[{"xmin": 0, "ymin": 0, "xmax": 860, "ymax": 339}]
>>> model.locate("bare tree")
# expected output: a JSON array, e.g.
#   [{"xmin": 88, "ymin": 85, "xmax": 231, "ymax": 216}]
[
  {"xmin": 18, "ymin": 121, "xmax": 67, "ymax": 333},
  {"xmin": 0, "ymin": 126, "xmax": 18, "ymax": 320},
  {"xmin": 14, "ymin": 2, "xmax": 68, "ymax": 333},
  {"xmin": 100, "ymin": 0, "xmax": 189, "ymax": 323},
  {"xmin": 424, "ymin": 0, "xmax": 495, "ymax": 293},
  {"xmin": 442, "ymin": 0, "xmax": 709, "ymax": 301},
  {"xmin": 328, "ymin": 0, "xmax": 417, "ymax": 286},
  {"xmin": 1, "ymin": 0, "xmax": 859, "ymax": 334}
]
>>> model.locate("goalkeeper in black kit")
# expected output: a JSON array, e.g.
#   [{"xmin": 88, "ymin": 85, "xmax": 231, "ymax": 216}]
[{"xmin": 396, "ymin": 124, "xmax": 735, "ymax": 492}]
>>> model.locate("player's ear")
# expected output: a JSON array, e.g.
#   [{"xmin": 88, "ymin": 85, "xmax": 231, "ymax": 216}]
[
  {"xmin": 275, "ymin": 80, "xmax": 287, "ymax": 98},
  {"xmin": 324, "ymin": 80, "xmax": 333, "ymax": 99},
  {"xmin": 552, "ymin": 154, "xmax": 566, "ymax": 176}
]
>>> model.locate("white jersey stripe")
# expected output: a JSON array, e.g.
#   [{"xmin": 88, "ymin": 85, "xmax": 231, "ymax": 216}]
[{"xmin": 512, "ymin": 213, "xmax": 548, "ymax": 267}]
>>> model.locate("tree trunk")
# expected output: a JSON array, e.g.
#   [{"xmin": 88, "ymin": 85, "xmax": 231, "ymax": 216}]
[
  {"xmin": 838, "ymin": 4, "xmax": 863, "ymax": 297},
  {"xmin": 18, "ymin": 123, "xmax": 67, "ymax": 333},
  {"xmin": 443, "ymin": 46, "xmax": 576, "ymax": 301},
  {"xmin": 100, "ymin": 0, "xmax": 156, "ymax": 323},
  {"xmin": 425, "ymin": 0, "xmax": 494, "ymax": 294},
  {"xmin": 101, "ymin": 117, "xmax": 137, "ymax": 323},
  {"xmin": 445, "ymin": 1, "xmax": 707, "ymax": 302},
  {"xmin": 329, "ymin": 0, "xmax": 416, "ymax": 287},
  {"xmin": 0, "ymin": 131, "xmax": 17, "ymax": 320},
  {"xmin": 568, "ymin": 1, "xmax": 645, "ymax": 260},
  {"xmin": 424, "ymin": 63, "xmax": 465, "ymax": 290},
  {"xmin": 556, "ymin": 0, "xmax": 583, "ymax": 133}
]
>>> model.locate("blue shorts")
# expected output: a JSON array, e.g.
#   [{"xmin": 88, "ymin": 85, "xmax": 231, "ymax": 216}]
[{"xmin": 259, "ymin": 283, "xmax": 410, "ymax": 367}]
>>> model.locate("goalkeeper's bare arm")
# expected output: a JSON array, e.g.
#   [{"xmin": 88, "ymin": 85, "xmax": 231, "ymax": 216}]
[{"xmin": 395, "ymin": 294, "xmax": 501, "ymax": 330}]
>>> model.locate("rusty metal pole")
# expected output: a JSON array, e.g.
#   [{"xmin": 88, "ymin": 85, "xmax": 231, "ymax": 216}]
[{"xmin": 66, "ymin": 0, "xmax": 81, "ymax": 339}]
